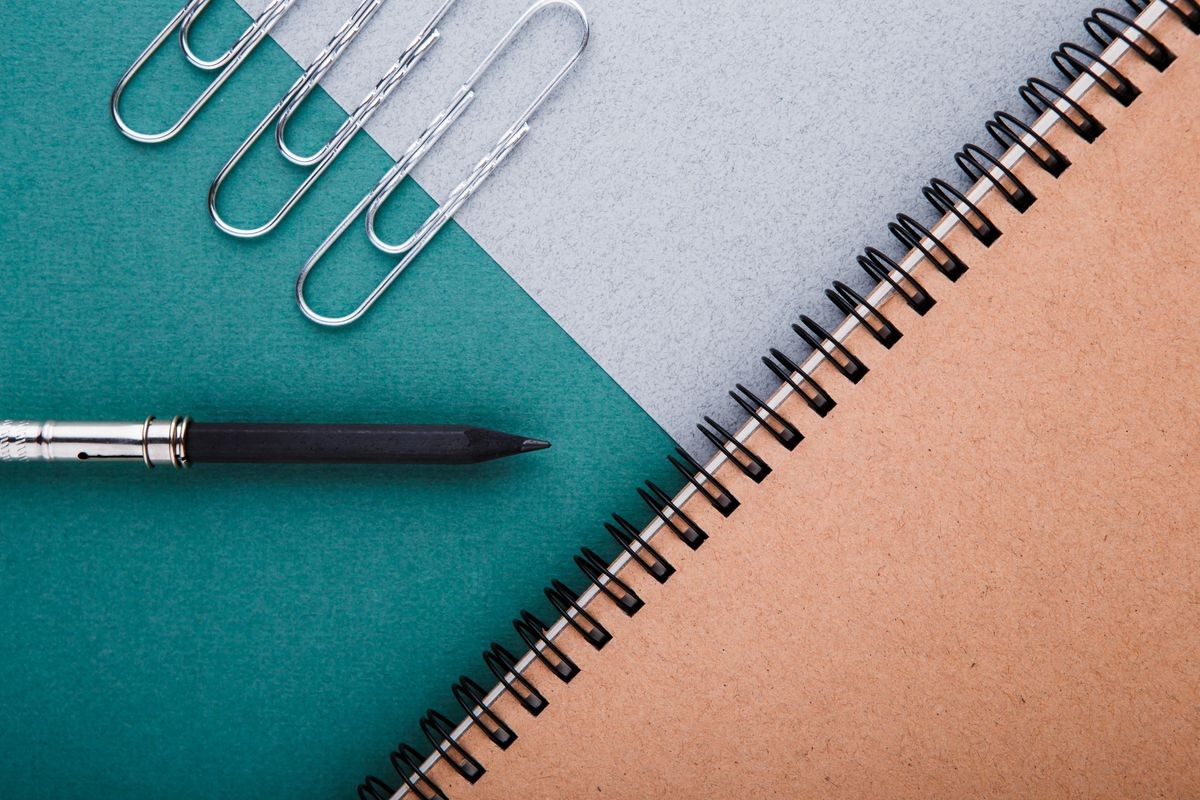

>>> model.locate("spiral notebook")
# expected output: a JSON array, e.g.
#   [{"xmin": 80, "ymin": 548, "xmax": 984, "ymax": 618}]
[{"xmin": 357, "ymin": 4, "xmax": 1200, "ymax": 797}]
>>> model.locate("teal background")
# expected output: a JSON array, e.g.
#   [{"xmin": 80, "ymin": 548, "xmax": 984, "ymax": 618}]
[{"xmin": 0, "ymin": 2, "xmax": 675, "ymax": 797}]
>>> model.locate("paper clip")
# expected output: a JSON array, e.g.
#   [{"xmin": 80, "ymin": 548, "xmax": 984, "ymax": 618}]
[
  {"xmin": 111, "ymin": 0, "xmax": 297, "ymax": 144},
  {"xmin": 209, "ymin": 0, "xmax": 458, "ymax": 239},
  {"xmin": 296, "ymin": 0, "xmax": 590, "ymax": 327}
]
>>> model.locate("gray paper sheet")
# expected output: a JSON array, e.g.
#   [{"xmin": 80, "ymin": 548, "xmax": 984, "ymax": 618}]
[{"xmin": 236, "ymin": 0, "xmax": 1110, "ymax": 450}]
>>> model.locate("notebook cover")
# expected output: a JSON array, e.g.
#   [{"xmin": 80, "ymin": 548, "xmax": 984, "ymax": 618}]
[{"xmin": 409, "ymin": 13, "xmax": 1200, "ymax": 798}]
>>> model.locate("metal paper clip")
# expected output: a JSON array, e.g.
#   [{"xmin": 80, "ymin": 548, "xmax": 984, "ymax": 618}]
[
  {"xmin": 209, "ymin": 0, "xmax": 459, "ymax": 238},
  {"xmin": 296, "ymin": 0, "xmax": 590, "ymax": 327},
  {"xmin": 111, "ymin": 0, "xmax": 297, "ymax": 144}
]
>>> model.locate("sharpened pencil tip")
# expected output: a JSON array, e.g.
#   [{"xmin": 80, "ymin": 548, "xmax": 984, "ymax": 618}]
[{"xmin": 521, "ymin": 438, "xmax": 552, "ymax": 453}]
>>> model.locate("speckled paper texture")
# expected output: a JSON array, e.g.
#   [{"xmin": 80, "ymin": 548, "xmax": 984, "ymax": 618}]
[
  {"xmin": 394, "ymin": 14, "xmax": 1200, "ymax": 798},
  {"xmin": 237, "ymin": 0, "xmax": 1120, "ymax": 450}
]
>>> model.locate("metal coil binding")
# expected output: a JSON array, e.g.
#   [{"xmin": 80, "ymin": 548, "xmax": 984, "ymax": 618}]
[
  {"xmin": 640, "ymin": 481, "xmax": 709, "ymax": 549},
  {"xmin": 607, "ymin": 515, "xmax": 676, "ymax": 582},
  {"xmin": 545, "ymin": 579, "xmax": 612, "ymax": 648},
  {"xmin": 730, "ymin": 384, "xmax": 804, "ymax": 451},
  {"xmin": 922, "ymin": 177, "xmax": 1002, "ymax": 246},
  {"xmin": 1018, "ymin": 77, "xmax": 1107, "ymax": 142},
  {"xmin": 858, "ymin": 246, "xmax": 937, "ymax": 316},
  {"xmin": 827, "ymin": 282, "xmax": 903, "ymax": 349},
  {"xmin": 763, "ymin": 348, "xmax": 837, "ymax": 417},
  {"xmin": 956, "ymin": 141, "xmax": 1037, "ymax": 211},
  {"xmin": 513, "ymin": 611, "xmax": 580, "ymax": 683},
  {"xmin": 362, "ymin": 6, "xmax": 1191, "ymax": 796},
  {"xmin": 389, "ymin": 743, "xmax": 446, "ymax": 800},
  {"xmin": 450, "ymin": 675, "xmax": 516, "ymax": 749},
  {"xmin": 357, "ymin": 743, "xmax": 448, "ymax": 800},
  {"xmin": 985, "ymin": 110, "xmax": 1072, "ymax": 176},
  {"xmin": 793, "ymin": 315, "xmax": 870, "ymax": 384},
  {"xmin": 482, "ymin": 643, "xmax": 547, "ymax": 716},
  {"xmin": 1087, "ymin": 9, "xmax": 1177, "ymax": 68},
  {"xmin": 697, "ymin": 416, "xmax": 772, "ymax": 483},
  {"xmin": 575, "ymin": 547, "xmax": 645, "ymax": 616},
  {"xmin": 1054, "ymin": 41, "xmax": 1143, "ymax": 104},
  {"xmin": 669, "ymin": 447, "xmax": 739, "ymax": 516},
  {"xmin": 421, "ymin": 710, "xmax": 485, "ymax": 783},
  {"xmin": 889, "ymin": 213, "xmax": 968, "ymax": 282}
]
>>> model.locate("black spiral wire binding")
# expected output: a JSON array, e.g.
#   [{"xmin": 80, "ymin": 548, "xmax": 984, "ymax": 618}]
[
  {"xmin": 793, "ymin": 315, "xmax": 870, "ymax": 383},
  {"xmin": 668, "ymin": 447, "xmax": 739, "ymax": 516},
  {"xmin": 575, "ymin": 546, "xmax": 645, "ymax": 614},
  {"xmin": 697, "ymin": 416, "xmax": 772, "ymax": 482},
  {"xmin": 730, "ymin": 384, "xmax": 804, "ymax": 450},
  {"xmin": 388, "ymin": 744, "xmax": 446, "ymax": 800},
  {"xmin": 358, "ymin": 775, "xmax": 395, "ymax": 800},
  {"xmin": 421, "ymin": 710, "xmax": 485, "ymax": 784},
  {"xmin": 513, "ymin": 611, "xmax": 580, "ymax": 682},
  {"xmin": 1088, "ymin": 8, "xmax": 1178, "ymax": 67},
  {"xmin": 357, "ymin": 743, "xmax": 447, "ymax": 800},
  {"xmin": 827, "ymin": 282, "xmax": 903, "ymax": 349},
  {"xmin": 985, "ymin": 110, "xmax": 1072, "ymax": 176},
  {"xmin": 640, "ymin": 480, "xmax": 709, "ymax": 549},
  {"xmin": 483, "ymin": 643, "xmax": 548, "ymax": 716},
  {"xmin": 450, "ymin": 675, "xmax": 516, "ymax": 749},
  {"xmin": 545, "ymin": 578, "xmax": 612, "ymax": 649},
  {"xmin": 955, "ymin": 142, "xmax": 1036, "ymax": 211},
  {"xmin": 857, "ymin": 247, "xmax": 937, "ymax": 315},
  {"xmin": 889, "ymin": 213, "xmax": 968, "ymax": 282},
  {"xmin": 922, "ymin": 178, "xmax": 1002, "ymax": 245},
  {"xmin": 607, "ymin": 515, "xmax": 676, "ymax": 582},
  {"xmin": 763, "ymin": 348, "xmax": 838, "ymax": 416},
  {"xmin": 1054, "ymin": 41, "xmax": 1142, "ymax": 104},
  {"xmin": 1018, "ymin": 77, "xmax": 1107, "ymax": 142},
  {"xmin": 361, "ymin": 7, "xmax": 1192, "ymax": 797}
]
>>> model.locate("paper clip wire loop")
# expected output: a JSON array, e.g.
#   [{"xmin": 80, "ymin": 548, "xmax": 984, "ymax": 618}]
[
  {"xmin": 111, "ymin": 0, "xmax": 297, "ymax": 144},
  {"xmin": 296, "ymin": 0, "xmax": 590, "ymax": 327},
  {"xmin": 209, "ymin": 0, "xmax": 459, "ymax": 239}
]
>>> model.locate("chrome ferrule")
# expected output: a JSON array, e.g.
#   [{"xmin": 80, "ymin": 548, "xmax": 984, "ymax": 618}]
[{"xmin": 0, "ymin": 416, "xmax": 191, "ymax": 468}]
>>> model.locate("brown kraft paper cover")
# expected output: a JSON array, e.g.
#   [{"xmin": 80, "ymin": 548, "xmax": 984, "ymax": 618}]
[{"xmin": 422, "ymin": 14, "xmax": 1200, "ymax": 799}]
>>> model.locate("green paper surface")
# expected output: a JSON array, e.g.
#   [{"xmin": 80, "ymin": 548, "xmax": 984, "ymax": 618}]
[{"xmin": 0, "ymin": 2, "xmax": 675, "ymax": 797}]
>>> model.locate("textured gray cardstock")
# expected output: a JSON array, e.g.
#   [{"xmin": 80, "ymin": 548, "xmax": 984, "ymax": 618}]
[{"xmin": 235, "ymin": 0, "xmax": 1110, "ymax": 451}]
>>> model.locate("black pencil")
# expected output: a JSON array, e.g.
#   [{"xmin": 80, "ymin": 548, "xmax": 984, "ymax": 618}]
[{"xmin": 0, "ymin": 418, "xmax": 551, "ymax": 467}]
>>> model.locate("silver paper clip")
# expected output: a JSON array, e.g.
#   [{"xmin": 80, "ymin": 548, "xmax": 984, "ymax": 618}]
[
  {"xmin": 209, "ymin": 0, "xmax": 459, "ymax": 238},
  {"xmin": 111, "ymin": 0, "xmax": 297, "ymax": 144},
  {"xmin": 296, "ymin": 0, "xmax": 590, "ymax": 327}
]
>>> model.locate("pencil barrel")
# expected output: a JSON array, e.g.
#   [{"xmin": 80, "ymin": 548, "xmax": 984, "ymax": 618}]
[{"xmin": 183, "ymin": 423, "xmax": 529, "ymax": 465}]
